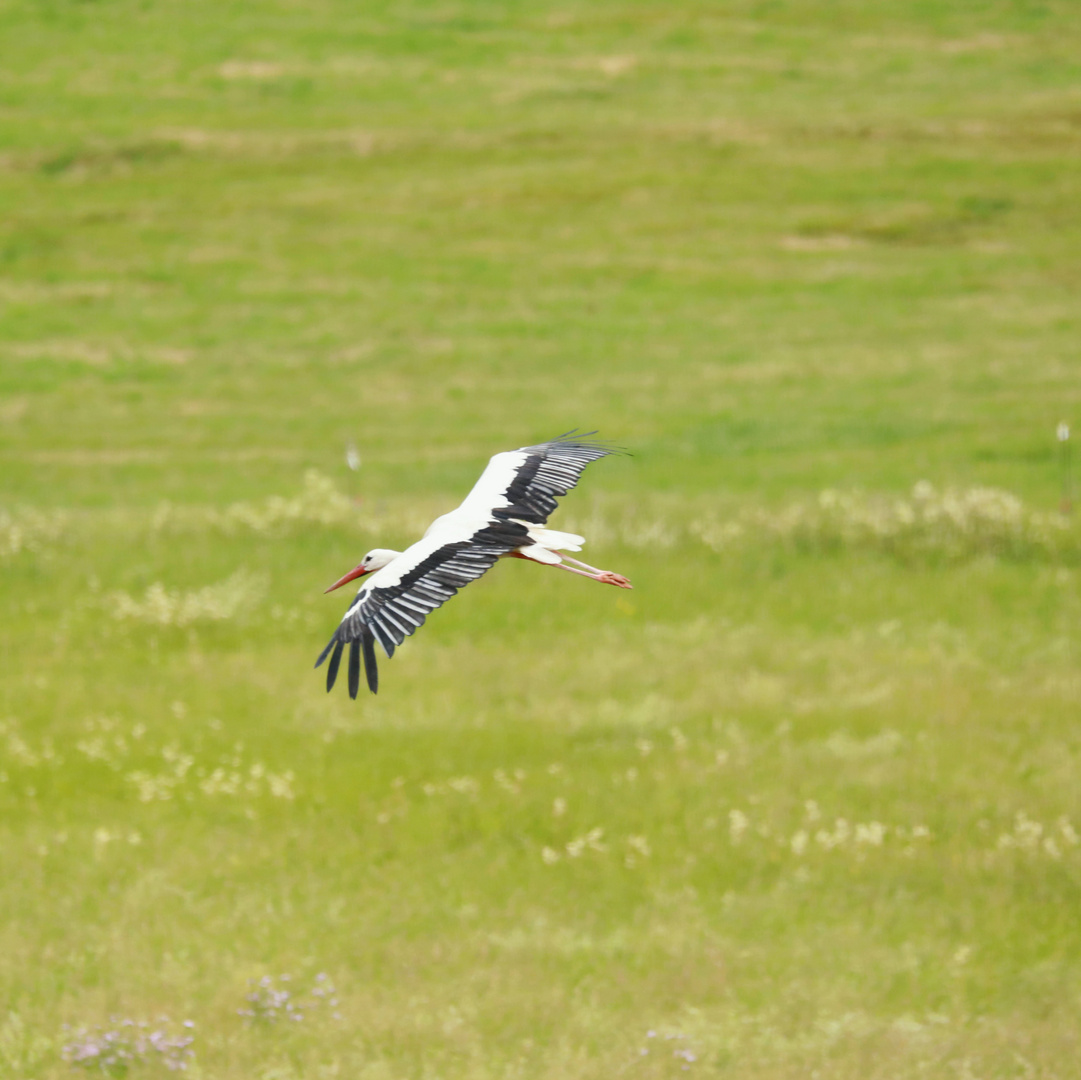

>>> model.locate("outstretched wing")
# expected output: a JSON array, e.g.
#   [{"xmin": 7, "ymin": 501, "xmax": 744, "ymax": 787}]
[
  {"xmin": 453, "ymin": 431, "xmax": 623, "ymax": 528},
  {"xmin": 316, "ymin": 432, "xmax": 624, "ymax": 697},
  {"xmin": 315, "ymin": 519, "xmax": 529, "ymax": 697}
]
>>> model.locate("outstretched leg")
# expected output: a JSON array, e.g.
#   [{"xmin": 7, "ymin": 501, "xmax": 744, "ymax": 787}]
[
  {"xmin": 547, "ymin": 560, "xmax": 633, "ymax": 589},
  {"xmin": 561, "ymin": 554, "xmax": 605, "ymax": 574}
]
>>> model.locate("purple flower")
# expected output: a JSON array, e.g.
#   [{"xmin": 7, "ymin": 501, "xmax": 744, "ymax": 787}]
[
  {"xmin": 240, "ymin": 973, "xmax": 340, "ymax": 1025},
  {"xmin": 62, "ymin": 1017, "xmax": 196, "ymax": 1075}
]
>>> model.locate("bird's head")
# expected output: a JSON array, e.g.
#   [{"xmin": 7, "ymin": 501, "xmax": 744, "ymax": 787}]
[{"xmin": 324, "ymin": 548, "xmax": 401, "ymax": 593}]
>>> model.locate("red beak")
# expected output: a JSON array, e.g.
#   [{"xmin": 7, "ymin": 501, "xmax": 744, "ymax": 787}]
[{"xmin": 324, "ymin": 564, "xmax": 368, "ymax": 593}]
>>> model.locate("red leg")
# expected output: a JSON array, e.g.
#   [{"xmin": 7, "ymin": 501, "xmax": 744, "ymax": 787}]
[{"xmin": 546, "ymin": 561, "xmax": 633, "ymax": 589}]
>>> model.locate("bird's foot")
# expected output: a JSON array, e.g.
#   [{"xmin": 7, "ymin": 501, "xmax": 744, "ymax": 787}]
[{"xmin": 599, "ymin": 571, "xmax": 633, "ymax": 589}]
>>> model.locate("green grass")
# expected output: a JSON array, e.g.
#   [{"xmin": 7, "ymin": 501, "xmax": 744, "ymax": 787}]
[{"xmin": 3, "ymin": 0, "xmax": 1081, "ymax": 1076}]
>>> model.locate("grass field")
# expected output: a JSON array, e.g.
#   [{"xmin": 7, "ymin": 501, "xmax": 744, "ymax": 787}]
[{"xmin": 3, "ymin": 1, "xmax": 1081, "ymax": 1076}]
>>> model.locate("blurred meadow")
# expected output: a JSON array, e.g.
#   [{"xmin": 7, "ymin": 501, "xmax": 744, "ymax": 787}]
[{"xmin": 2, "ymin": 0, "xmax": 1081, "ymax": 1076}]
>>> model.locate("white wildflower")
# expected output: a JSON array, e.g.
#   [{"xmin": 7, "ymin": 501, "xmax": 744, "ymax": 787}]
[
  {"xmin": 107, "ymin": 570, "xmax": 266, "ymax": 627},
  {"xmin": 566, "ymin": 827, "xmax": 606, "ymax": 858},
  {"xmin": 728, "ymin": 809, "xmax": 749, "ymax": 843},
  {"xmin": 855, "ymin": 822, "xmax": 887, "ymax": 846}
]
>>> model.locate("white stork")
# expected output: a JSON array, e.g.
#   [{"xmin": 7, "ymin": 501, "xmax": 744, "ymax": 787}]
[{"xmin": 316, "ymin": 432, "xmax": 632, "ymax": 697}]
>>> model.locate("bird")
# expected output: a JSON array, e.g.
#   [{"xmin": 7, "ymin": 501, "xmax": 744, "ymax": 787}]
[{"xmin": 316, "ymin": 432, "xmax": 632, "ymax": 697}]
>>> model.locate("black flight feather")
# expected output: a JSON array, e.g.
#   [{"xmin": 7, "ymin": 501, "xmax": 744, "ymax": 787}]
[
  {"xmin": 348, "ymin": 639, "xmax": 361, "ymax": 699},
  {"xmin": 325, "ymin": 639, "xmax": 344, "ymax": 693},
  {"xmin": 362, "ymin": 626, "xmax": 379, "ymax": 694},
  {"xmin": 314, "ymin": 635, "xmax": 336, "ymax": 669}
]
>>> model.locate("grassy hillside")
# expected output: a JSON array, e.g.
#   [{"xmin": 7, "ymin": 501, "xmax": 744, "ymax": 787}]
[{"xmin": 2, "ymin": 1, "xmax": 1080, "ymax": 1076}]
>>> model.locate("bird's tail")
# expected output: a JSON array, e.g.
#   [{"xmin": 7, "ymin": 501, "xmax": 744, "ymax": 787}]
[{"xmin": 523, "ymin": 526, "xmax": 586, "ymax": 553}]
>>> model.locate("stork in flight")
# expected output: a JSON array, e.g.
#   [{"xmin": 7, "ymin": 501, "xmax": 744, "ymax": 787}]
[{"xmin": 316, "ymin": 432, "xmax": 632, "ymax": 697}]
